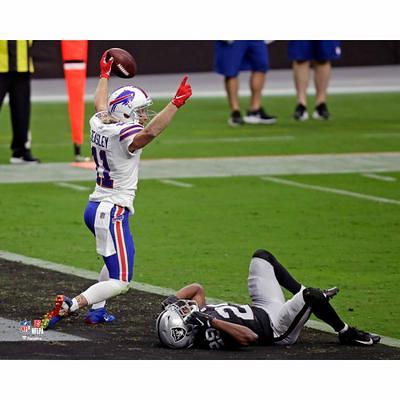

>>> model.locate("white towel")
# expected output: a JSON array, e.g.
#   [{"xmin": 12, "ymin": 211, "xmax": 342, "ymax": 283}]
[{"xmin": 94, "ymin": 202, "xmax": 116, "ymax": 257}]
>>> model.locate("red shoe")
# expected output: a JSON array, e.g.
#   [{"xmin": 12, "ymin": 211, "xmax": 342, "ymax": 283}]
[{"xmin": 41, "ymin": 295, "xmax": 72, "ymax": 330}]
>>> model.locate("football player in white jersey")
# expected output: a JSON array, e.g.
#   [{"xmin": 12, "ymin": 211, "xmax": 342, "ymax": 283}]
[{"xmin": 42, "ymin": 51, "xmax": 192, "ymax": 329}]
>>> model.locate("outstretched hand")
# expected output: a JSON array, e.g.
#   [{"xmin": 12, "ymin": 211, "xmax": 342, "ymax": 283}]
[
  {"xmin": 171, "ymin": 76, "xmax": 192, "ymax": 108},
  {"xmin": 100, "ymin": 51, "xmax": 114, "ymax": 79}
]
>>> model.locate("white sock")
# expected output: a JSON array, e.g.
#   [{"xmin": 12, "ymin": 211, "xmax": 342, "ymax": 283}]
[
  {"xmin": 70, "ymin": 298, "xmax": 80, "ymax": 313},
  {"xmin": 81, "ymin": 279, "xmax": 129, "ymax": 306},
  {"xmin": 91, "ymin": 300, "xmax": 106, "ymax": 310},
  {"xmin": 91, "ymin": 265, "xmax": 109, "ymax": 310},
  {"xmin": 339, "ymin": 323, "xmax": 349, "ymax": 334}
]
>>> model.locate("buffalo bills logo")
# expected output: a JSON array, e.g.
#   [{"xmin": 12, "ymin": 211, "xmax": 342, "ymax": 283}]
[
  {"xmin": 171, "ymin": 327, "xmax": 187, "ymax": 342},
  {"xmin": 109, "ymin": 89, "xmax": 135, "ymax": 113}
]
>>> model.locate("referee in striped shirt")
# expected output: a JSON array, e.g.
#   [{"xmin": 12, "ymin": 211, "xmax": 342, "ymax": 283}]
[{"xmin": 0, "ymin": 40, "xmax": 40, "ymax": 163}]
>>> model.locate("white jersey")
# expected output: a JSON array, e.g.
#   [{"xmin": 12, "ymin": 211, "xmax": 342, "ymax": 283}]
[{"xmin": 88, "ymin": 111, "xmax": 143, "ymax": 214}]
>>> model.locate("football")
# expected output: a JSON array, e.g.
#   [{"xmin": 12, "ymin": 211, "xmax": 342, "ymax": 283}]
[{"xmin": 106, "ymin": 48, "xmax": 137, "ymax": 78}]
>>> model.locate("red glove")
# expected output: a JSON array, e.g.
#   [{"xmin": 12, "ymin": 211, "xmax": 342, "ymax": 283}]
[
  {"xmin": 100, "ymin": 51, "xmax": 114, "ymax": 79},
  {"xmin": 171, "ymin": 76, "xmax": 192, "ymax": 108}
]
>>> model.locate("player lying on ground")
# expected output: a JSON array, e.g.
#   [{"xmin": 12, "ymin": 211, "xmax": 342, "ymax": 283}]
[
  {"xmin": 157, "ymin": 249, "xmax": 381, "ymax": 349},
  {"xmin": 41, "ymin": 51, "xmax": 192, "ymax": 329}
]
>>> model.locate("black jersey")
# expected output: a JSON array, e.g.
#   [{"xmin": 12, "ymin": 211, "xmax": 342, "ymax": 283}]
[{"xmin": 194, "ymin": 303, "xmax": 274, "ymax": 350}]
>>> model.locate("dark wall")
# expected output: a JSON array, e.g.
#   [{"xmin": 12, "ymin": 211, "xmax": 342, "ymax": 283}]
[{"xmin": 31, "ymin": 40, "xmax": 400, "ymax": 79}]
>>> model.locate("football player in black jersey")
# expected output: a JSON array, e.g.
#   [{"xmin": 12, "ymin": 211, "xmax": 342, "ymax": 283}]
[{"xmin": 156, "ymin": 249, "xmax": 381, "ymax": 350}]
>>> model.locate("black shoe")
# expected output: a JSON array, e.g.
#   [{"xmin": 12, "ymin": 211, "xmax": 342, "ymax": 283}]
[
  {"xmin": 370, "ymin": 333, "xmax": 381, "ymax": 344},
  {"xmin": 228, "ymin": 110, "xmax": 244, "ymax": 127},
  {"xmin": 10, "ymin": 150, "xmax": 41, "ymax": 164},
  {"xmin": 243, "ymin": 107, "xmax": 277, "ymax": 125},
  {"xmin": 313, "ymin": 102, "xmax": 330, "ymax": 120},
  {"xmin": 338, "ymin": 326, "xmax": 374, "ymax": 346},
  {"xmin": 323, "ymin": 287, "xmax": 339, "ymax": 300},
  {"xmin": 293, "ymin": 103, "xmax": 308, "ymax": 121}
]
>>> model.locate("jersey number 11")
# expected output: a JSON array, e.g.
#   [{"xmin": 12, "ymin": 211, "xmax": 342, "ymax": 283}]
[{"xmin": 91, "ymin": 147, "xmax": 114, "ymax": 189}]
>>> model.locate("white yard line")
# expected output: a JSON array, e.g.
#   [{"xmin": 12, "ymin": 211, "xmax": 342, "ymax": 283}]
[
  {"xmin": 159, "ymin": 179, "xmax": 193, "ymax": 188},
  {"xmin": 0, "ymin": 131, "xmax": 397, "ymax": 149},
  {"xmin": 1, "ymin": 152, "xmax": 400, "ymax": 184},
  {"xmin": 361, "ymin": 173, "xmax": 397, "ymax": 182},
  {"xmin": 56, "ymin": 182, "xmax": 90, "ymax": 191},
  {"xmin": 25, "ymin": 86, "xmax": 400, "ymax": 103},
  {"xmin": 261, "ymin": 176, "xmax": 400, "ymax": 205},
  {"xmin": 0, "ymin": 250, "xmax": 399, "ymax": 348},
  {"xmin": 362, "ymin": 133, "xmax": 400, "ymax": 138},
  {"xmin": 166, "ymin": 136, "xmax": 295, "ymax": 144}
]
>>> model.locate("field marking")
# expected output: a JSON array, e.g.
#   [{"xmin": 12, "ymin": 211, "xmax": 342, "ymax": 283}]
[
  {"xmin": 0, "ymin": 317, "xmax": 88, "ymax": 342},
  {"xmin": 0, "ymin": 131, "xmax": 398, "ymax": 149},
  {"xmin": 0, "ymin": 142, "xmax": 71, "ymax": 149},
  {"xmin": 166, "ymin": 136, "xmax": 295, "ymax": 144},
  {"xmin": 159, "ymin": 179, "xmax": 193, "ymax": 188},
  {"xmin": 22, "ymin": 85, "xmax": 400, "ymax": 103},
  {"xmin": 361, "ymin": 173, "xmax": 397, "ymax": 182},
  {"xmin": 55, "ymin": 182, "xmax": 90, "ymax": 191},
  {"xmin": 261, "ymin": 176, "xmax": 400, "ymax": 205},
  {"xmin": 362, "ymin": 133, "xmax": 400, "ymax": 139},
  {"xmin": 0, "ymin": 136, "xmax": 295, "ymax": 149},
  {"xmin": 0, "ymin": 132, "xmax": 396, "ymax": 149},
  {"xmin": 1, "ymin": 152, "xmax": 400, "ymax": 184},
  {"xmin": 1, "ymin": 250, "xmax": 399, "ymax": 349}
]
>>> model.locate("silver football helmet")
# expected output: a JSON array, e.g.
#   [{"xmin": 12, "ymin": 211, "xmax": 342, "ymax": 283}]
[{"xmin": 156, "ymin": 300, "xmax": 199, "ymax": 349}]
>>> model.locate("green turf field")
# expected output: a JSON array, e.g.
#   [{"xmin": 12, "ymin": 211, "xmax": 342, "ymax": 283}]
[
  {"xmin": 0, "ymin": 172, "xmax": 399, "ymax": 337},
  {"xmin": 1, "ymin": 92, "xmax": 400, "ymax": 163},
  {"xmin": 0, "ymin": 93, "xmax": 399, "ymax": 339}
]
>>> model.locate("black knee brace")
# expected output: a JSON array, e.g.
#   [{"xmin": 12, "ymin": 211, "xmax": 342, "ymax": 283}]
[
  {"xmin": 252, "ymin": 249, "xmax": 275, "ymax": 262},
  {"xmin": 252, "ymin": 248, "xmax": 302, "ymax": 295},
  {"xmin": 302, "ymin": 287, "xmax": 346, "ymax": 332},
  {"xmin": 302, "ymin": 287, "xmax": 328, "ymax": 307}
]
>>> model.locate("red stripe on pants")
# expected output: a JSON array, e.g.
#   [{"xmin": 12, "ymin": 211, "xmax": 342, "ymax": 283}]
[{"xmin": 115, "ymin": 206, "xmax": 127, "ymax": 282}]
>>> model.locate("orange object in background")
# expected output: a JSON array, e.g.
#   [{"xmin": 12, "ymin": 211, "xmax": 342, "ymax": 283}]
[{"xmin": 61, "ymin": 40, "xmax": 88, "ymax": 161}]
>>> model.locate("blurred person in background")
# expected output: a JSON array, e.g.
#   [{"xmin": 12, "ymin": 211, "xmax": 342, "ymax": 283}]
[
  {"xmin": 214, "ymin": 40, "xmax": 277, "ymax": 127},
  {"xmin": 289, "ymin": 40, "xmax": 341, "ymax": 121},
  {"xmin": 0, "ymin": 40, "xmax": 40, "ymax": 163}
]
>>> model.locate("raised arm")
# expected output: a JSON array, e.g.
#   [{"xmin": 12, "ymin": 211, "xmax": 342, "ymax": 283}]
[
  {"xmin": 161, "ymin": 283, "xmax": 206, "ymax": 309},
  {"xmin": 94, "ymin": 51, "xmax": 114, "ymax": 112},
  {"xmin": 176, "ymin": 283, "xmax": 206, "ymax": 306},
  {"xmin": 128, "ymin": 76, "xmax": 192, "ymax": 152}
]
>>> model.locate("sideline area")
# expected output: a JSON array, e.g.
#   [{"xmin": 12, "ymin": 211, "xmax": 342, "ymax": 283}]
[
  {"xmin": 0, "ymin": 152, "xmax": 399, "ymax": 184},
  {"xmin": 24, "ymin": 65, "xmax": 400, "ymax": 102}
]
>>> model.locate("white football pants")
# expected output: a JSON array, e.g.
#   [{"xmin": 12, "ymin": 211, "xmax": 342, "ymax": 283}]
[{"xmin": 248, "ymin": 256, "xmax": 311, "ymax": 345}]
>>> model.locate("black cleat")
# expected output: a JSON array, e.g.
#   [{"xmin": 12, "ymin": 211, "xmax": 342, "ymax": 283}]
[
  {"xmin": 369, "ymin": 333, "xmax": 381, "ymax": 344},
  {"xmin": 293, "ymin": 103, "xmax": 308, "ymax": 121},
  {"xmin": 339, "ymin": 326, "xmax": 374, "ymax": 346},
  {"xmin": 323, "ymin": 287, "xmax": 339, "ymax": 300},
  {"xmin": 228, "ymin": 110, "xmax": 244, "ymax": 127},
  {"xmin": 243, "ymin": 107, "xmax": 277, "ymax": 125},
  {"xmin": 10, "ymin": 150, "xmax": 41, "ymax": 164},
  {"xmin": 312, "ymin": 102, "xmax": 330, "ymax": 120}
]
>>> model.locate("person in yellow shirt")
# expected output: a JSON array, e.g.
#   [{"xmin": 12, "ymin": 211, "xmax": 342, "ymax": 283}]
[{"xmin": 0, "ymin": 40, "xmax": 40, "ymax": 163}]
